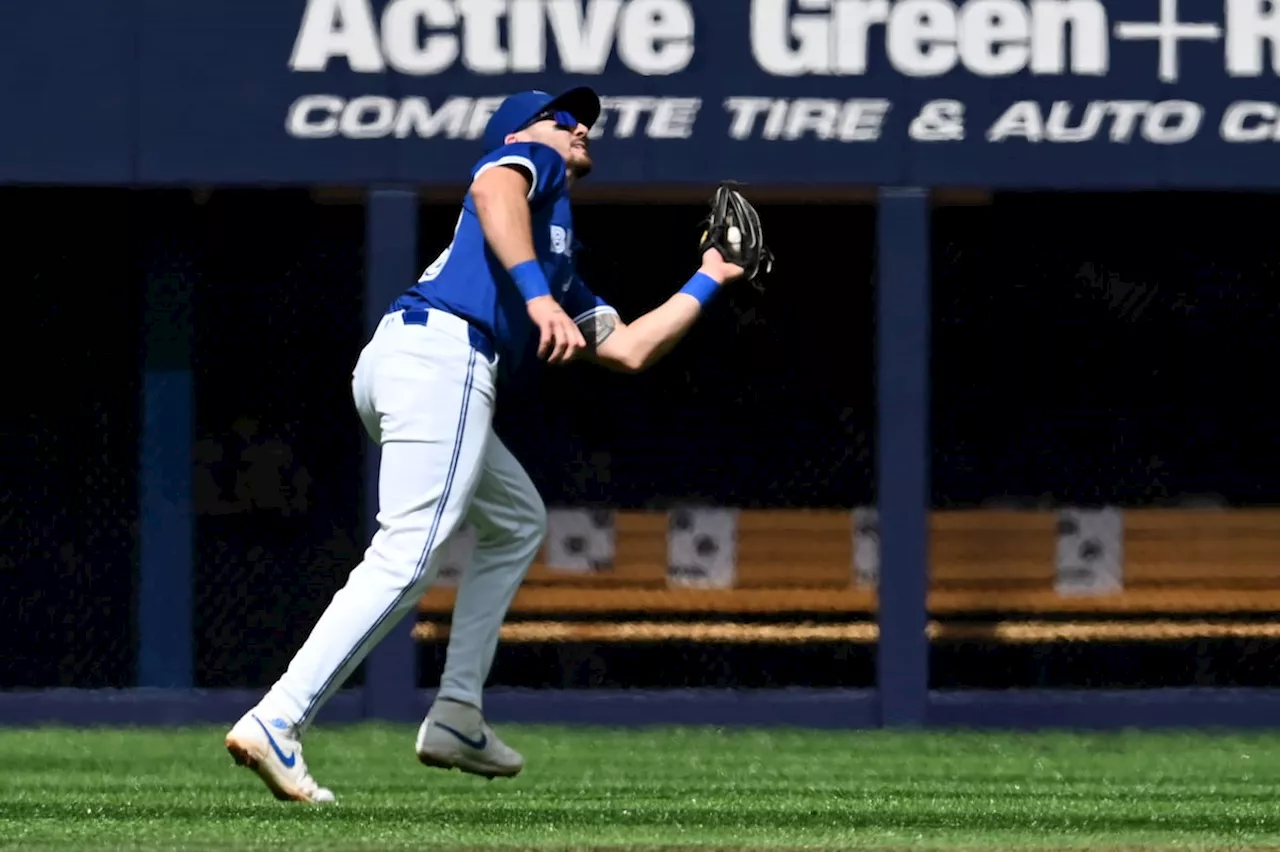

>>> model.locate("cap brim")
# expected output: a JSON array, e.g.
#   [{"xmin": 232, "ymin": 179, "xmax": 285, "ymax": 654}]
[{"xmin": 546, "ymin": 86, "xmax": 601, "ymax": 129}]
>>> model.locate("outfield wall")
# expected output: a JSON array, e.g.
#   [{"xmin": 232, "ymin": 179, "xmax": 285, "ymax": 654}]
[{"xmin": 5, "ymin": 0, "xmax": 1280, "ymax": 727}]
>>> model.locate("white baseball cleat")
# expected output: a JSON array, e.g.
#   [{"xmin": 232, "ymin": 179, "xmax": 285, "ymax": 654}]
[
  {"xmin": 415, "ymin": 698, "xmax": 524, "ymax": 779},
  {"xmin": 224, "ymin": 711, "xmax": 335, "ymax": 803}
]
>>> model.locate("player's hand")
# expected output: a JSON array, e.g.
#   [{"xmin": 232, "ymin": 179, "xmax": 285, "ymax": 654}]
[
  {"xmin": 699, "ymin": 247, "xmax": 745, "ymax": 285},
  {"xmin": 526, "ymin": 296, "xmax": 587, "ymax": 364}
]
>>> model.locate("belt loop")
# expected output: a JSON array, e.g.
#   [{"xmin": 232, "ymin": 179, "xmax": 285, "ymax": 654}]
[
  {"xmin": 396, "ymin": 307, "xmax": 495, "ymax": 363},
  {"xmin": 468, "ymin": 327, "xmax": 496, "ymax": 364}
]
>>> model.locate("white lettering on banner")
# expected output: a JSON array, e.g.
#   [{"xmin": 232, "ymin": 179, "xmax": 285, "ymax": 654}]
[
  {"xmin": 751, "ymin": 0, "xmax": 1109, "ymax": 77},
  {"xmin": 1227, "ymin": 0, "xmax": 1280, "ymax": 76},
  {"xmin": 590, "ymin": 97, "xmax": 702, "ymax": 139},
  {"xmin": 724, "ymin": 97, "xmax": 891, "ymax": 141},
  {"xmin": 284, "ymin": 93, "xmax": 1280, "ymax": 149},
  {"xmin": 289, "ymin": 0, "xmax": 694, "ymax": 76},
  {"xmin": 287, "ymin": 94, "xmax": 1280, "ymax": 146},
  {"xmin": 910, "ymin": 100, "xmax": 965, "ymax": 140},
  {"xmin": 281, "ymin": 0, "xmax": 1280, "ymax": 148},
  {"xmin": 986, "ymin": 100, "xmax": 1203, "ymax": 143},
  {"xmin": 750, "ymin": 0, "xmax": 1280, "ymax": 84},
  {"xmin": 286, "ymin": 94, "xmax": 497, "ymax": 139},
  {"xmin": 1222, "ymin": 100, "xmax": 1280, "ymax": 141},
  {"xmin": 284, "ymin": 94, "xmax": 699, "ymax": 140}
]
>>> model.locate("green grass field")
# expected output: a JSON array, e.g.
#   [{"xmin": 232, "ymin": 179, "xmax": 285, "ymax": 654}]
[{"xmin": 2, "ymin": 725, "xmax": 1279, "ymax": 850}]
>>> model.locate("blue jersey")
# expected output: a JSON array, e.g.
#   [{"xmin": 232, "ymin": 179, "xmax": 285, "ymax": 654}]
[{"xmin": 390, "ymin": 141, "xmax": 615, "ymax": 372}]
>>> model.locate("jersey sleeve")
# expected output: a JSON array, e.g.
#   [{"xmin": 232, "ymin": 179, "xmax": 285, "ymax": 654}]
[
  {"xmin": 562, "ymin": 274, "xmax": 619, "ymax": 326},
  {"xmin": 470, "ymin": 142, "xmax": 567, "ymax": 206}
]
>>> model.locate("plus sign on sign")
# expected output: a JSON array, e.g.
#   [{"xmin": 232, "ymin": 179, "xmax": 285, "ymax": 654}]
[
  {"xmin": 741, "ymin": 0, "xmax": 1280, "ymax": 185},
  {"xmin": 749, "ymin": 0, "xmax": 1278, "ymax": 141}
]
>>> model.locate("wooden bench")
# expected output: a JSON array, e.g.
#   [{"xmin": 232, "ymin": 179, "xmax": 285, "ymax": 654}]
[
  {"xmin": 418, "ymin": 508, "xmax": 1280, "ymax": 616},
  {"xmin": 1124, "ymin": 509, "xmax": 1280, "ymax": 587}
]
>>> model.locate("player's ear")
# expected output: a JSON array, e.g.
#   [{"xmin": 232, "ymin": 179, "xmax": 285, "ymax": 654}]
[{"xmin": 504, "ymin": 132, "xmax": 523, "ymax": 145}]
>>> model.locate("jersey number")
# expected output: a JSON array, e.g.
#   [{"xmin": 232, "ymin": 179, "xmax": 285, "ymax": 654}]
[{"xmin": 418, "ymin": 212, "xmax": 464, "ymax": 283}]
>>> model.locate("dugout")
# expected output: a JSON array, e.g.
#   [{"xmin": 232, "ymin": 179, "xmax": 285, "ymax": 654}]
[
  {"xmin": 8, "ymin": 0, "xmax": 1280, "ymax": 729},
  {"xmin": 11, "ymin": 186, "xmax": 1280, "ymax": 720}
]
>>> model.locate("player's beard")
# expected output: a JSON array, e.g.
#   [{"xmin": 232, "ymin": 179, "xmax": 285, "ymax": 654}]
[{"xmin": 567, "ymin": 142, "xmax": 592, "ymax": 180}]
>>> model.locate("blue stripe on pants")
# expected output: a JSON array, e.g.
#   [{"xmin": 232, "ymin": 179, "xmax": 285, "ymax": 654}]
[{"xmin": 299, "ymin": 349, "xmax": 479, "ymax": 726}]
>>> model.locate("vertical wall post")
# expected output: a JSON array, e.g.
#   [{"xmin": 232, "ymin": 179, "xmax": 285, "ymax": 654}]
[
  {"xmin": 362, "ymin": 187, "xmax": 420, "ymax": 722},
  {"xmin": 875, "ymin": 187, "xmax": 931, "ymax": 727},
  {"xmin": 139, "ymin": 232, "xmax": 195, "ymax": 689}
]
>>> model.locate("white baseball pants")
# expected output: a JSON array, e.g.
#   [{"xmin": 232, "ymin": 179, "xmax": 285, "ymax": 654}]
[{"xmin": 263, "ymin": 309, "xmax": 547, "ymax": 729}]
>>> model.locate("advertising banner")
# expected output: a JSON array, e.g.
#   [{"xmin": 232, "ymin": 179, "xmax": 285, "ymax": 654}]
[{"xmin": 6, "ymin": 0, "xmax": 1280, "ymax": 186}]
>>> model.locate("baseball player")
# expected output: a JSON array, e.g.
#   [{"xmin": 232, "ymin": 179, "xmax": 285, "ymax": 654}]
[{"xmin": 224, "ymin": 85, "xmax": 771, "ymax": 803}]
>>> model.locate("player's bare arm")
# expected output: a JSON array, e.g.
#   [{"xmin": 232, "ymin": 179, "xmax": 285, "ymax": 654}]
[
  {"xmin": 583, "ymin": 183, "xmax": 770, "ymax": 373},
  {"xmin": 471, "ymin": 163, "xmax": 586, "ymax": 364},
  {"xmin": 470, "ymin": 165, "xmax": 539, "ymax": 269},
  {"xmin": 581, "ymin": 248, "xmax": 742, "ymax": 373}
]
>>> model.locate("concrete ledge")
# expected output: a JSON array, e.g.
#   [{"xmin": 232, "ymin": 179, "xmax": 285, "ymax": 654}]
[
  {"xmin": 929, "ymin": 688, "xmax": 1280, "ymax": 729},
  {"xmin": 0, "ymin": 688, "xmax": 365, "ymax": 727},
  {"xmin": 0, "ymin": 688, "xmax": 876, "ymax": 728},
  {"xmin": 476, "ymin": 688, "xmax": 879, "ymax": 728},
  {"xmin": 2, "ymin": 687, "xmax": 1278, "ymax": 729}
]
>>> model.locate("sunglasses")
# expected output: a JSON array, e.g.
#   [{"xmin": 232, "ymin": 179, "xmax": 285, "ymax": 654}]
[{"xmin": 523, "ymin": 110, "xmax": 579, "ymax": 132}]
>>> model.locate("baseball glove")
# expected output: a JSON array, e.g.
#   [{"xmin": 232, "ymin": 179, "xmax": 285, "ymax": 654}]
[{"xmin": 699, "ymin": 181, "xmax": 774, "ymax": 285}]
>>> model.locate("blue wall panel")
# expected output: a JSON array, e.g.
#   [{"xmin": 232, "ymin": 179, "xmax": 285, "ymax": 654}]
[{"xmin": 0, "ymin": 1, "xmax": 134, "ymax": 183}]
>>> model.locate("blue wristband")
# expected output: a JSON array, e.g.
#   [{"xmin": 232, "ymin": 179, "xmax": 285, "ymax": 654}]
[
  {"xmin": 678, "ymin": 271, "xmax": 720, "ymax": 307},
  {"xmin": 509, "ymin": 259, "xmax": 551, "ymax": 301}
]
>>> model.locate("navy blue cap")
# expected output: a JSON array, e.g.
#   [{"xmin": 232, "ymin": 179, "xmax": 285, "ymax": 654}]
[{"xmin": 482, "ymin": 86, "xmax": 601, "ymax": 153}]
